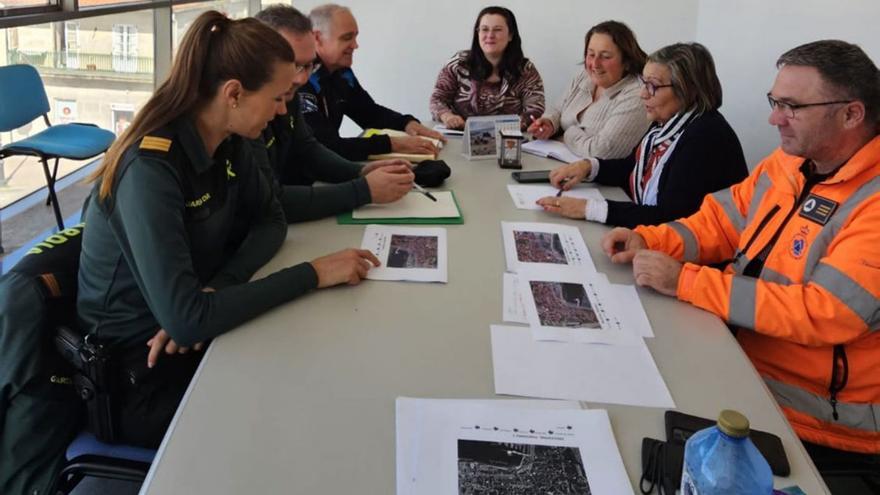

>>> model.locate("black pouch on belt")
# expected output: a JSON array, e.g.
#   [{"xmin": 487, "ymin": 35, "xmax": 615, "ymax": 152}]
[{"xmin": 413, "ymin": 159, "xmax": 451, "ymax": 187}]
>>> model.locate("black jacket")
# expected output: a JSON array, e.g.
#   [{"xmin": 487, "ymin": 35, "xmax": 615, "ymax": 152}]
[
  {"xmin": 299, "ymin": 63, "xmax": 418, "ymax": 160},
  {"xmin": 595, "ymin": 109, "xmax": 748, "ymax": 228}
]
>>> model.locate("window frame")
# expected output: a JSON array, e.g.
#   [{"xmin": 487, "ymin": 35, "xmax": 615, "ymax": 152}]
[{"xmin": 3, "ymin": 0, "xmax": 262, "ymax": 84}]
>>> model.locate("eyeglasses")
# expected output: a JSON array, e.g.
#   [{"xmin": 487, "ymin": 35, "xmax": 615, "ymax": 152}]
[
  {"xmin": 294, "ymin": 59, "xmax": 318, "ymax": 75},
  {"xmin": 638, "ymin": 75, "xmax": 673, "ymax": 97},
  {"xmin": 766, "ymin": 93, "xmax": 853, "ymax": 119}
]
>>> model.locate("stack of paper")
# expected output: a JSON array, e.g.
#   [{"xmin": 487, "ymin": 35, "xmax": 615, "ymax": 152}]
[
  {"xmin": 494, "ymin": 221, "xmax": 673, "ymax": 408},
  {"xmin": 491, "ymin": 325, "xmax": 674, "ymax": 408},
  {"xmin": 396, "ymin": 397, "xmax": 633, "ymax": 495},
  {"xmin": 501, "ymin": 221, "xmax": 596, "ymax": 273},
  {"xmin": 500, "ymin": 222, "xmax": 640, "ymax": 345},
  {"xmin": 503, "ymin": 273, "xmax": 653, "ymax": 338}
]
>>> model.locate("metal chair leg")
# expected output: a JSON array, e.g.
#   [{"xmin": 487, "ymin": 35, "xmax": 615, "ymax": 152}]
[
  {"xmin": 46, "ymin": 157, "xmax": 59, "ymax": 206},
  {"xmin": 39, "ymin": 157, "xmax": 65, "ymax": 230}
]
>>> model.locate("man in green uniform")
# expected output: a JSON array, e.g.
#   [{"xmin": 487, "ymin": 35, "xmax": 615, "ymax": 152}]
[{"xmin": 255, "ymin": 4, "xmax": 415, "ymax": 223}]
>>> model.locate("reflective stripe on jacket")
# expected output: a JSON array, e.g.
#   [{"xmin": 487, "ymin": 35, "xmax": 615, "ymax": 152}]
[{"xmin": 635, "ymin": 136, "xmax": 880, "ymax": 453}]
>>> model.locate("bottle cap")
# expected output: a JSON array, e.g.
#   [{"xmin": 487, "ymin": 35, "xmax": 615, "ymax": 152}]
[{"xmin": 717, "ymin": 409, "xmax": 750, "ymax": 438}]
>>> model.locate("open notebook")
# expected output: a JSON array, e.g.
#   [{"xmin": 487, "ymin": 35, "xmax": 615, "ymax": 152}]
[
  {"xmin": 338, "ymin": 191, "xmax": 463, "ymax": 225},
  {"xmin": 522, "ymin": 139, "xmax": 581, "ymax": 164}
]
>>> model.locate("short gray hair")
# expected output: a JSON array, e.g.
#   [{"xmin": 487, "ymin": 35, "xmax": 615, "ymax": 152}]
[
  {"xmin": 309, "ymin": 4, "xmax": 350, "ymax": 35},
  {"xmin": 648, "ymin": 42, "xmax": 722, "ymax": 113},
  {"xmin": 255, "ymin": 4, "xmax": 312, "ymax": 35},
  {"xmin": 777, "ymin": 40, "xmax": 880, "ymax": 126}
]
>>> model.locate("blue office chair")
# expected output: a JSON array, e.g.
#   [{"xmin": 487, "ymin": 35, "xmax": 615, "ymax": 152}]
[
  {"xmin": 0, "ymin": 64, "xmax": 115, "ymax": 230},
  {"xmin": 53, "ymin": 431, "xmax": 156, "ymax": 494}
]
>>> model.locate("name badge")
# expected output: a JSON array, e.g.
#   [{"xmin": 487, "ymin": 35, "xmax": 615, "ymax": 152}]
[{"xmin": 799, "ymin": 194, "xmax": 838, "ymax": 225}]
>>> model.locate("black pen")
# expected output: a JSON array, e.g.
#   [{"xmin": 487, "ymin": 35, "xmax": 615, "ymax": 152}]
[
  {"xmin": 412, "ymin": 182, "xmax": 437, "ymax": 202},
  {"xmin": 556, "ymin": 178, "xmax": 570, "ymax": 197}
]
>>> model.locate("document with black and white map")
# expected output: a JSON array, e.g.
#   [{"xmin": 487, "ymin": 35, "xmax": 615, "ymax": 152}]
[{"xmin": 396, "ymin": 397, "xmax": 632, "ymax": 495}]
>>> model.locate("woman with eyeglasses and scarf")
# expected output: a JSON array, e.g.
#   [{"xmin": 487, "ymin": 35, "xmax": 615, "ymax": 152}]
[{"xmin": 538, "ymin": 43, "xmax": 748, "ymax": 228}]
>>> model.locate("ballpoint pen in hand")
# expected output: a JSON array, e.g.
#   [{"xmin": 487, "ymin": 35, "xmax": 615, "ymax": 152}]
[
  {"xmin": 412, "ymin": 182, "xmax": 437, "ymax": 202},
  {"xmin": 529, "ymin": 115, "xmax": 544, "ymax": 135},
  {"xmin": 556, "ymin": 178, "xmax": 570, "ymax": 197}
]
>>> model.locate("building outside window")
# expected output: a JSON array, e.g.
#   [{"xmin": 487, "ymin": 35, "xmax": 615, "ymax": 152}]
[
  {"xmin": 0, "ymin": 1, "xmax": 263, "ymax": 213},
  {"xmin": 0, "ymin": 11, "xmax": 154, "ymax": 209},
  {"xmin": 112, "ymin": 24, "xmax": 138, "ymax": 73},
  {"xmin": 63, "ymin": 21, "xmax": 79, "ymax": 69},
  {"xmin": 172, "ymin": 0, "xmax": 250, "ymax": 54}
]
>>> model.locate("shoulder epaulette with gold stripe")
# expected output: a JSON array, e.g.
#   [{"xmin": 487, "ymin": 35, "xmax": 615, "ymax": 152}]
[{"xmin": 140, "ymin": 136, "xmax": 173, "ymax": 153}]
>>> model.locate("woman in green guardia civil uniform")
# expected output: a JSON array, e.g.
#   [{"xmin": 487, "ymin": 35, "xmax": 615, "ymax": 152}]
[{"xmin": 78, "ymin": 10, "xmax": 380, "ymax": 448}]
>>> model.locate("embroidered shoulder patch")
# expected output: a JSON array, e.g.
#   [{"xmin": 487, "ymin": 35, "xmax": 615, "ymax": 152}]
[
  {"xmin": 139, "ymin": 136, "xmax": 172, "ymax": 152},
  {"xmin": 798, "ymin": 194, "xmax": 838, "ymax": 225}
]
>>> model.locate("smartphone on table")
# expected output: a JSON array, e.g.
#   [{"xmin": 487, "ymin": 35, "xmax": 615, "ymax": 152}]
[{"xmin": 511, "ymin": 170, "xmax": 552, "ymax": 183}]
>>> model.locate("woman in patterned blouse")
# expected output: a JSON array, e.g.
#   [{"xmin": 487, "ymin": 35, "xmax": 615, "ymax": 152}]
[{"xmin": 429, "ymin": 6, "xmax": 544, "ymax": 130}]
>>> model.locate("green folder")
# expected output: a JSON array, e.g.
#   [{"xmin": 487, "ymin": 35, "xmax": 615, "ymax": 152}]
[{"xmin": 337, "ymin": 190, "xmax": 464, "ymax": 225}]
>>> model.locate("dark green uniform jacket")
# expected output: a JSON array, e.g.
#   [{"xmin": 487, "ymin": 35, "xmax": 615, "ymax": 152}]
[
  {"xmin": 1, "ymin": 226, "xmax": 84, "ymax": 495},
  {"xmin": 261, "ymin": 95, "xmax": 372, "ymax": 222},
  {"xmin": 78, "ymin": 117, "xmax": 318, "ymax": 350}
]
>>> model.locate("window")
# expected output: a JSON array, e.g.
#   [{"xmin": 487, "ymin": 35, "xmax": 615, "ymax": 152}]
[
  {"xmin": 112, "ymin": 24, "xmax": 138, "ymax": 73},
  {"xmin": 0, "ymin": 1, "xmax": 264, "ymax": 214},
  {"xmin": 63, "ymin": 21, "xmax": 79, "ymax": 69},
  {"xmin": 78, "ymin": 0, "xmax": 154, "ymax": 7},
  {"xmin": 172, "ymin": 0, "xmax": 250, "ymax": 54},
  {"xmin": 0, "ymin": 0, "xmax": 55, "ymax": 11},
  {"xmin": 0, "ymin": 11, "xmax": 154, "ymax": 209}
]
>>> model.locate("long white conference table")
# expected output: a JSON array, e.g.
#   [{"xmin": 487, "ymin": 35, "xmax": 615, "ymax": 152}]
[{"xmin": 141, "ymin": 138, "xmax": 829, "ymax": 494}]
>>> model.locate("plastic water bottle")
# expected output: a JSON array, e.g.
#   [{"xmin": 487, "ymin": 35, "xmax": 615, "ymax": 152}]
[{"xmin": 681, "ymin": 409, "xmax": 773, "ymax": 494}]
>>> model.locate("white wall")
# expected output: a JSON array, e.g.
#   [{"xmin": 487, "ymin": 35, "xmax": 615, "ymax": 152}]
[
  {"xmin": 696, "ymin": 0, "xmax": 880, "ymax": 166},
  {"xmin": 294, "ymin": 0, "xmax": 698, "ymax": 133},
  {"xmin": 293, "ymin": 0, "xmax": 880, "ymax": 166}
]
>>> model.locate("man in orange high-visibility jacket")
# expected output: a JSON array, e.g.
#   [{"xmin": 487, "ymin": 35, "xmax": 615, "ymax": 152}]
[{"xmin": 603, "ymin": 40, "xmax": 880, "ymax": 487}]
